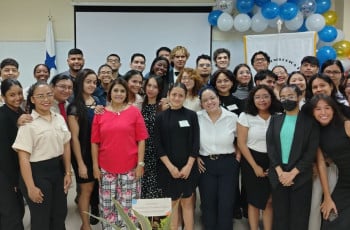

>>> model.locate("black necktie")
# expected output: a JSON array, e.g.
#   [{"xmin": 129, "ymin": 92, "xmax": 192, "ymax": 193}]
[{"xmin": 175, "ymin": 71, "xmax": 180, "ymax": 76}]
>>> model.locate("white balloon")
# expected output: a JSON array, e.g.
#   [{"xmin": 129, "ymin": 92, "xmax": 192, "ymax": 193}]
[
  {"xmin": 233, "ymin": 13, "xmax": 251, "ymax": 32},
  {"xmin": 268, "ymin": 16, "xmax": 280, "ymax": 28},
  {"xmin": 285, "ymin": 11, "xmax": 304, "ymax": 31},
  {"xmin": 271, "ymin": 0, "xmax": 287, "ymax": 5},
  {"xmin": 305, "ymin": 13, "xmax": 325, "ymax": 32},
  {"xmin": 340, "ymin": 59, "xmax": 350, "ymax": 72},
  {"xmin": 251, "ymin": 12, "xmax": 269, "ymax": 33},
  {"xmin": 317, "ymin": 40, "xmax": 333, "ymax": 49},
  {"xmin": 217, "ymin": 12, "xmax": 234, "ymax": 31},
  {"xmin": 334, "ymin": 29, "xmax": 345, "ymax": 43}
]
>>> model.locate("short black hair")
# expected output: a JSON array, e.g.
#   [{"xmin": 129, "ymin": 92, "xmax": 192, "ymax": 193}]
[
  {"xmin": 0, "ymin": 58, "xmax": 19, "ymax": 69},
  {"xmin": 156, "ymin": 47, "xmax": 171, "ymax": 57},
  {"xmin": 68, "ymin": 48, "xmax": 83, "ymax": 56},
  {"xmin": 254, "ymin": 70, "xmax": 277, "ymax": 84},
  {"xmin": 130, "ymin": 53, "xmax": 146, "ymax": 63},
  {"xmin": 107, "ymin": 53, "xmax": 121, "ymax": 62},
  {"xmin": 251, "ymin": 51, "xmax": 271, "ymax": 66},
  {"xmin": 196, "ymin": 54, "xmax": 211, "ymax": 66},
  {"xmin": 301, "ymin": 56, "xmax": 319, "ymax": 67}
]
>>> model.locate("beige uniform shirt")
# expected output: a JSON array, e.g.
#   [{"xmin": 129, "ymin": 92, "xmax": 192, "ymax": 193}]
[{"xmin": 13, "ymin": 110, "xmax": 71, "ymax": 162}]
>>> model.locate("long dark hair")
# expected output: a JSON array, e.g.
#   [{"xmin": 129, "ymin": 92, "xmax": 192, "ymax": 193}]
[
  {"xmin": 142, "ymin": 75, "xmax": 163, "ymax": 110},
  {"xmin": 232, "ymin": 63, "xmax": 254, "ymax": 92},
  {"xmin": 26, "ymin": 81, "xmax": 50, "ymax": 113},
  {"xmin": 149, "ymin": 56, "xmax": 170, "ymax": 77},
  {"xmin": 71, "ymin": 68, "xmax": 97, "ymax": 126},
  {"xmin": 245, "ymin": 85, "xmax": 281, "ymax": 116},
  {"xmin": 309, "ymin": 94, "xmax": 345, "ymax": 126},
  {"xmin": 210, "ymin": 69, "xmax": 236, "ymax": 94}
]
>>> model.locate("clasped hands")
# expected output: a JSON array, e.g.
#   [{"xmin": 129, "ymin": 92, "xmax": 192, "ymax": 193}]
[
  {"xmin": 169, "ymin": 164, "xmax": 191, "ymax": 179},
  {"xmin": 278, "ymin": 171, "xmax": 296, "ymax": 187}
]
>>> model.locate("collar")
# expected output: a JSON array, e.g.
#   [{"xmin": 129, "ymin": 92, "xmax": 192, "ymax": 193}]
[{"xmin": 31, "ymin": 109, "xmax": 57, "ymax": 120}]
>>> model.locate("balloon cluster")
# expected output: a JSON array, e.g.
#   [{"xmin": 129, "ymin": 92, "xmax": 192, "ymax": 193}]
[{"xmin": 208, "ymin": 0, "xmax": 350, "ymax": 68}]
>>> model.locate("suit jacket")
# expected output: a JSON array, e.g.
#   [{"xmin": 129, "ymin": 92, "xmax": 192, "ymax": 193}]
[{"xmin": 266, "ymin": 111, "xmax": 320, "ymax": 190}]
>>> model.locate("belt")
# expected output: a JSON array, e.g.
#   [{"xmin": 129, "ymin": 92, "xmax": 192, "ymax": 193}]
[{"xmin": 204, "ymin": 153, "xmax": 233, "ymax": 160}]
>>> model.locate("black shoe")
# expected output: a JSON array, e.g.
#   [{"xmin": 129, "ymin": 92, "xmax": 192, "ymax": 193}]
[
  {"xmin": 242, "ymin": 207, "xmax": 248, "ymax": 218},
  {"xmin": 74, "ymin": 195, "xmax": 78, "ymax": 204},
  {"xmin": 90, "ymin": 206, "xmax": 99, "ymax": 225},
  {"xmin": 233, "ymin": 208, "xmax": 242, "ymax": 219}
]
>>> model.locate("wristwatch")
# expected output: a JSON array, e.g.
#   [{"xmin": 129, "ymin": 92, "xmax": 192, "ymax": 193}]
[{"xmin": 138, "ymin": 161, "xmax": 145, "ymax": 167}]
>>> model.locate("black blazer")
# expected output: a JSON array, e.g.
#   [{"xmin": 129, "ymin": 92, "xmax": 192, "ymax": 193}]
[{"xmin": 266, "ymin": 111, "xmax": 320, "ymax": 190}]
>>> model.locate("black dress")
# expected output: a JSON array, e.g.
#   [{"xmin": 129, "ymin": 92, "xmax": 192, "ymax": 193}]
[
  {"xmin": 154, "ymin": 107, "xmax": 199, "ymax": 200},
  {"xmin": 67, "ymin": 97, "xmax": 101, "ymax": 183},
  {"xmin": 141, "ymin": 103, "xmax": 163, "ymax": 198},
  {"xmin": 0, "ymin": 105, "xmax": 24, "ymax": 230},
  {"xmin": 320, "ymin": 122, "xmax": 350, "ymax": 229}
]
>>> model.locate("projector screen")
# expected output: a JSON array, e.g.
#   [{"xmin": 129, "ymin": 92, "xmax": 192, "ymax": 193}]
[{"xmin": 74, "ymin": 6, "xmax": 212, "ymax": 74}]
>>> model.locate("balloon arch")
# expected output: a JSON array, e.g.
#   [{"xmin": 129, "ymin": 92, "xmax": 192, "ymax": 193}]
[{"xmin": 208, "ymin": 0, "xmax": 350, "ymax": 72}]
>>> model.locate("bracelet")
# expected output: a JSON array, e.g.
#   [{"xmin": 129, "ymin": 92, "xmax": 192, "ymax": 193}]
[{"xmin": 65, "ymin": 171, "xmax": 73, "ymax": 176}]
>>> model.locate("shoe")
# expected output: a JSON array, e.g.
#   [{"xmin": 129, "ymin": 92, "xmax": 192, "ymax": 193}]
[
  {"xmin": 233, "ymin": 208, "xmax": 242, "ymax": 219},
  {"xmin": 74, "ymin": 195, "xmax": 79, "ymax": 204},
  {"xmin": 90, "ymin": 206, "xmax": 99, "ymax": 225},
  {"xmin": 242, "ymin": 207, "xmax": 248, "ymax": 218}
]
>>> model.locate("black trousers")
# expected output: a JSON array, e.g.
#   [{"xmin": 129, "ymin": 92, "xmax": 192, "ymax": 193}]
[
  {"xmin": 20, "ymin": 157, "xmax": 67, "ymax": 230},
  {"xmin": 0, "ymin": 172, "xmax": 24, "ymax": 230},
  {"xmin": 199, "ymin": 154, "xmax": 239, "ymax": 230},
  {"xmin": 271, "ymin": 180, "xmax": 312, "ymax": 230}
]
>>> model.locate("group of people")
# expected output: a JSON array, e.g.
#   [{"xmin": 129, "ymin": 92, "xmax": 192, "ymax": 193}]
[{"xmin": 0, "ymin": 44, "xmax": 350, "ymax": 230}]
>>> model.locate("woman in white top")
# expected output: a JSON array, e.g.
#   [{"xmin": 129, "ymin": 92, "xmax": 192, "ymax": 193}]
[
  {"xmin": 197, "ymin": 86, "xmax": 240, "ymax": 230},
  {"xmin": 176, "ymin": 67, "xmax": 204, "ymax": 112},
  {"xmin": 237, "ymin": 85, "xmax": 281, "ymax": 230},
  {"xmin": 13, "ymin": 82, "xmax": 71, "ymax": 230}
]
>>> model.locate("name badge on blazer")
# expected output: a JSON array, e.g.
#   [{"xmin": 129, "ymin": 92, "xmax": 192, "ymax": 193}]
[
  {"xmin": 227, "ymin": 104, "xmax": 238, "ymax": 111},
  {"xmin": 179, "ymin": 120, "xmax": 190, "ymax": 127}
]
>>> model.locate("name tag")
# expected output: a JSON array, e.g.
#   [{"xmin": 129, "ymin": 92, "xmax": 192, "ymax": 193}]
[
  {"xmin": 227, "ymin": 104, "xmax": 238, "ymax": 111},
  {"xmin": 179, "ymin": 120, "xmax": 190, "ymax": 127}
]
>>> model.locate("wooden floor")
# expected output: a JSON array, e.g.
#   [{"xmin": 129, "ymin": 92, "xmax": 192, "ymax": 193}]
[{"xmin": 23, "ymin": 179, "xmax": 250, "ymax": 230}]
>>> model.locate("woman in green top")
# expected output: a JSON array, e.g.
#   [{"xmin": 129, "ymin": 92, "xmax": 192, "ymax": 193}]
[{"xmin": 266, "ymin": 85, "xmax": 319, "ymax": 230}]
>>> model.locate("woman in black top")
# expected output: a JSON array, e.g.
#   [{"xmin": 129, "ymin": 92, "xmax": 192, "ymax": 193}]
[
  {"xmin": 0, "ymin": 79, "xmax": 30, "ymax": 230},
  {"xmin": 310, "ymin": 94, "xmax": 350, "ymax": 229},
  {"xmin": 154, "ymin": 82, "xmax": 199, "ymax": 230}
]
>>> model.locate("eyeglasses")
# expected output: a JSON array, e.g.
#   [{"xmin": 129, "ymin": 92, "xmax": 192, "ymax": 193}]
[
  {"xmin": 33, "ymin": 93, "xmax": 54, "ymax": 100},
  {"xmin": 99, "ymin": 71, "xmax": 112, "ymax": 75},
  {"xmin": 280, "ymin": 95, "xmax": 297, "ymax": 101},
  {"xmin": 181, "ymin": 77, "xmax": 194, "ymax": 81},
  {"xmin": 107, "ymin": 58, "xmax": 120, "ymax": 63},
  {"xmin": 324, "ymin": 70, "xmax": 342, "ymax": 75},
  {"xmin": 254, "ymin": 95, "xmax": 271, "ymax": 101},
  {"xmin": 238, "ymin": 70, "xmax": 251, "ymax": 75},
  {"xmin": 198, "ymin": 63, "xmax": 211, "ymax": 68},
  {"xmin": 56, "ymin": 85, "xmax": 73, "ymax": 91},
  {"xmin": 254, "ymin": 58, "xmax": 267, "ymax": 63}
]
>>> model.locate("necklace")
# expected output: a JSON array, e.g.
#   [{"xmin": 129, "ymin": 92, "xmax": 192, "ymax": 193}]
[{"xmin": 110, "ymin": 104, "xmax": 127, "ymax": 115}]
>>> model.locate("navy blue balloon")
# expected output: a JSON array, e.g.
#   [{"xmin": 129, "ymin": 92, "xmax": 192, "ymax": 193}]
[
  {"xmin": 298, "ymin": 20, "xmax": 307, "ymax": 32},
  {"xmin": 318, "ymin": 26, "xmax": 338, "ymax": 42},
  {"xmin": 236, "ymin": 0, "xmax": 255, "ymax": 14},
  {"xmin": 208, "ymin": 10, "xmax": 223, "ymax": 26},
  {"xmin": 255, "ymin": 0, "xmax": 270, "ymax": 7},
  {"xmin": 317, "ymin": 46, "xmax": 336, "ymax": 66},
  {"xmin": 261, "ymin": 2, "xmax": 280, "ymax": 20},
  {"xmin": 279, "ymin": 2, "xmax": 298, "ymax": 21},
  {"xmin": 315, "ymin": 0, "xmax": 331, "ymax": 14}
]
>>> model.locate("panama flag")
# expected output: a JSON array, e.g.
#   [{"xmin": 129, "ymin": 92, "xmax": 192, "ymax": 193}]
[{"xmin": 45, "ymin": 19, "xmax": 57, "ymax": 76}]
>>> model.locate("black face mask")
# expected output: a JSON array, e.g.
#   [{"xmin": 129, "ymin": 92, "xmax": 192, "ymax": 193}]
[{"xmin": 281, "ymin": 99, "xmax": 298, "ymax": 111}]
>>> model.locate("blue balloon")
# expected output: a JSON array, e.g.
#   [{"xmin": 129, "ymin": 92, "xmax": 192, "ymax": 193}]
[
  {"xmin": 315, "ymin": 0, "xmax": 331, "ymax": 14},
  {"xmin": 208, "ymin": 10, "xmax": 223, "ymax": 26},
  {"xmin": 236, "ymin": 0, "xmax": 255, "ymax": 14},
  {"xmin": 317, "ymin": 46, "xmax": 337, "ymax": 65},
  {"xmin": 279, "ymin": 2, "xmax": 298, "ymax": 21},
  {"xmin": 287, "ymin": 0, "xmax": 298, "ymax": 3},
  {"xmin": 298, "ymin": 20, "xmax": 307, "ymax": 32},
  {"xmin": 261, "ymin": 2, "xmax": 280, "ymax": 20},
  {"xmin": 318, "ymin": 26, "xmax": 338, "ymax": 42},
  {"xmin": 255, "ymin": 0, "xmax": 270, "ymax": 7}
]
